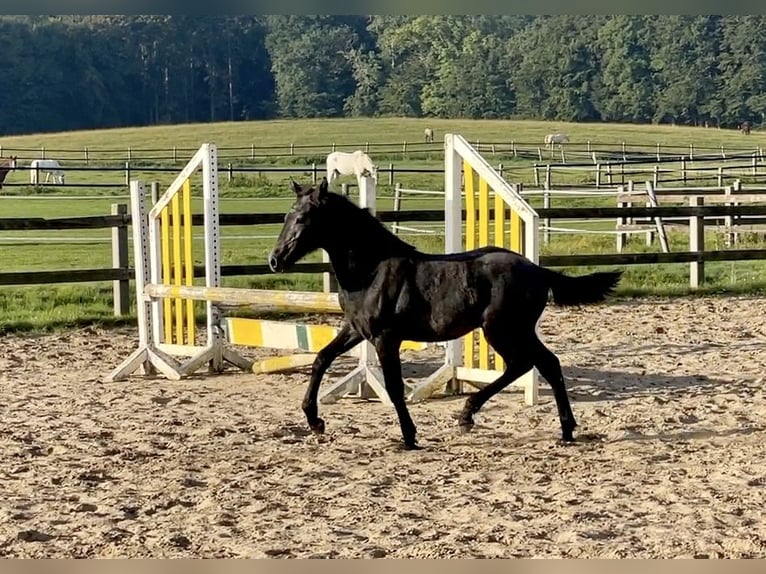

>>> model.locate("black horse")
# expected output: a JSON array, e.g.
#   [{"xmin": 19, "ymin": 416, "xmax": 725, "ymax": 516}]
[{"xmin": 268, "ymin": 178, "xmax": 622, "ymax": 450}]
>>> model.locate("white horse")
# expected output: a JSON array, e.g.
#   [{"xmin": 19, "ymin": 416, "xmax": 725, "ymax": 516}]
[
  {"xmin": 326, "ymin": 150, "xmax": 377, "ymax": 187},
  {"xmin": 30, "ymin": 158, "xmax": 65, "ymax": 184},
  {"xmin": 424, "ymin": 127, "xmax": 434, "ymax": 143},
  {"xmin": 544, "ymin": 133, "xmax": 569, "ymax": 149}
]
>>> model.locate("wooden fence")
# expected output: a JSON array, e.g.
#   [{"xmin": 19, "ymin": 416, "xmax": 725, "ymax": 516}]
[
  {"xmin": 2, "ymin": 139, "xmax": 763, "ymax": 165},
  {"xmin": 5, "ymin": 203, "xmax": 766, "ymax": 314}
]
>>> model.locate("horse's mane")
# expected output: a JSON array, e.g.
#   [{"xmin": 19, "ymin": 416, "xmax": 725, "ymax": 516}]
[{"xmin": 324, "ymin": 192, "xmax": 418, "ymax": 255}]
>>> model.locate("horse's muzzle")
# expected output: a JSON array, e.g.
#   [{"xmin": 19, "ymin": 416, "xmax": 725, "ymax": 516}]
[{"xmin": 267, "ymin": 252, "xmax": 281, "ymax": 273}]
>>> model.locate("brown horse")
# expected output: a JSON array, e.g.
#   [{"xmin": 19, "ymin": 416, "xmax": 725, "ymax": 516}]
[
  {"xmin": 740, "ymin": 121, "xmax": 751, "ymax": 135},
  {"xmin": 0, "ymin": 156, "xmax": 18, "ymax": 189}
]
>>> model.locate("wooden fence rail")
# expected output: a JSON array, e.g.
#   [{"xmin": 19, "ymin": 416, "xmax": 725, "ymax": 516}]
[
  {"xmin": 4, "ymin": 203, "xmax": 766, "ymax": 313},
  {"xmin": 2, "ymin": 139, "xmax": 763, "ymax": 165}
]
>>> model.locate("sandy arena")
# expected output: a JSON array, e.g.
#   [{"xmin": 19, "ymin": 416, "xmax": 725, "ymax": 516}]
[{"xmin": 2, "ymin": 295, "xmax": 766, "ymax": 558}]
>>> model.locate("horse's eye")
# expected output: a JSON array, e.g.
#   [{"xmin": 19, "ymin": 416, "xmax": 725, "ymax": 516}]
[{"xmin": 295, "ymin": 216, "xmax": 306, "ymax": 224}]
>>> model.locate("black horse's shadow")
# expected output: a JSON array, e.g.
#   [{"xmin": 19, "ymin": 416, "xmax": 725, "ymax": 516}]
[{"xmin": 318, "ymin": 351, "xmax": 747, "ymax": 405}]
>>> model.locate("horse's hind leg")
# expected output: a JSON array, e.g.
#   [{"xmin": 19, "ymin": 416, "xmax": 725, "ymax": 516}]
[
  {"xmin": 302, "ymin": 323, "xmax": 363, "ymax": 435},
  {"xmin": 375, "ymin": 335, "xmax": 419, "ymax": 450},
  {"xmin": 531, "ymin": 336, "xmax": 577, "ymax": 442},
  {"xmin": 459, "ymin": 327, "xmax": 534, "ymax": 432}
]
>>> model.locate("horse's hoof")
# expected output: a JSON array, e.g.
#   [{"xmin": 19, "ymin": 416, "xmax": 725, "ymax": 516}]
[
  {"xmin": 560, "ymin": 434, "xmax": 576, "ymax": 445},
  {"xmin": 403, "ymin": 441, "xmax": 422, "ymax": 451},
  {"xmin": 458, "ymin": 419, "xmax": 474, "ymax": 434},
  {"xmin": 309, "ymin": 418, "xmax": 326, "ymax": 435}
]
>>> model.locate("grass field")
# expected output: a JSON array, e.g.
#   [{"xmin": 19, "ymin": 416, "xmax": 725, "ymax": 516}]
[{"xmin": 2, "ymin": 117, "xmax": 766, "ymax": 332}]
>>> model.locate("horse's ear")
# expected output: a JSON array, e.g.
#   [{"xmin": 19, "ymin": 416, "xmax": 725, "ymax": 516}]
[
  {"xmin": 309, "ymin": 178, "xmax": 329, "ymax": 205},
  {"xmin": 290, "ymin": 178, "xmax": 304, "ymax": 196}
]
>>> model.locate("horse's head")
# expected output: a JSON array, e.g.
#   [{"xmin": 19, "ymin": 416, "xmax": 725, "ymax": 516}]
[{"xmin": 268, "ymin": 178, "xmax": 331, "ymax": 273}]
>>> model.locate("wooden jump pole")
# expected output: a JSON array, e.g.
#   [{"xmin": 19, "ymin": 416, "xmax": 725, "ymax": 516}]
[{"xmin": 144, "ymin": 284, "xmax": 342, "ymax": 315}]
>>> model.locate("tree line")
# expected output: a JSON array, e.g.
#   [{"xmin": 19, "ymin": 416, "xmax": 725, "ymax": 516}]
[{"xmin": 2, "ymin": 15, "xmax": 765, "ymax": 136}]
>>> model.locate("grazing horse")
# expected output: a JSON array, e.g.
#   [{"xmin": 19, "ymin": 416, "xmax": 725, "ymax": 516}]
[
  {"xmin": 740, "ymin": 121, "xmax": 752, "ymax": 135},
  {"xmin": 326, "ymin": 150, "xmax": 377, "ymax": 188},
  {"xmin": 544, "ymin": 133, "xmax": 569, "ymax": 149},
  {"xmin": 424, "ymin": 127, "xmax": 434, "ymax": 143},
  {"xmin": 30, "ymin": 158, "xmax": 65, "ymax": 185},
  {"xmin": 0, "ymin": 156, "xmax": 18, "ymax": 189},
  {"xmin": 267, "ymin": 179, "xmax": 623, "ymax": 450}
]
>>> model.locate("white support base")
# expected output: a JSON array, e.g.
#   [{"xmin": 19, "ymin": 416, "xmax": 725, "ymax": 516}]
[
  {"xmin": 319, "ymin": 365, "xmax": 394, "ymax": 406},
  {"xmin": 105, "ymin": 345, "xmax": 184, "ymax": 382},
  {"xmin": 105, "ymin": 342, "xmax": 252, "ymax": 383},
  {"xmin": 456, "ymin": 367, "xmax": 539, "ymax": 406}
]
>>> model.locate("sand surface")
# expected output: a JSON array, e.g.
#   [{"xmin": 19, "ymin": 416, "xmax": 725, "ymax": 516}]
[{"xmin": 2, "ymin": 296, "xmax": 766, "ymax": 558}]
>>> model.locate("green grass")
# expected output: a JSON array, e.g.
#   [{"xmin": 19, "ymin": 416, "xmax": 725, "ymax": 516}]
[{"xmin": 2, "ymin": 117, "xmax": 766, "ymax": 332}]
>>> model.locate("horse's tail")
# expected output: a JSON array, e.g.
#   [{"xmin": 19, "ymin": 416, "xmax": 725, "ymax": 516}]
[{"xmin": 543, "ymin": 268, "xmax": 622, "ymax": 306}]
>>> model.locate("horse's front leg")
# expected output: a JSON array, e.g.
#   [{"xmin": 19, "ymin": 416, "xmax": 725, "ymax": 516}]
[
  {"xmin": 374, "ymin": 335, "xmax": 420, "ymax": 450},
  {"xmin": 302, "ymin": 322, "xmax": 363, "ymax": 435}
]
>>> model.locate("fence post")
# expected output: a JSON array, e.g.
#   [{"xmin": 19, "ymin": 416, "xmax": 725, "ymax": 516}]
[
  {"xmin": 689, "ymin": 143, "xmax": 694, "ymax": 161},
  {"xmin": 724, "ymin": 185, "xmax": 734, "ymax": 247},
  {"xmin": 543, "ymin": 188, "xmax": 551, "ymax": 245},
  {"xmin": 227, "ymin": 163, "xmax": 233, "ymax": 183},
  {"xmin": 402, "ymin": 141, "xmax": 407, "ymax": 156},
  {"xmin": 645, "ymin": 180, "xmax": 669, "ymax": 252},
  {"xmin": 544, "ymin": 165, "xmax": 552, "ymax": 189},
  {"xmin": 616, "ymin": 184, "xmax": 626, "ymax": 253},
  {"xmin": 251, "ymin": 144, "xmax": 255, "ymax": 159},
  {"xmin": 653, "ymin": 165, "xmax": 659, "ymax": 188},
  {"xmin": 681, "ymin": 157, "xmax": 687, "ymax": 184},
  {"xmin": 312, "ymin": 163, "xmax": 317, "ymax": 184},
  {"xmin": 341, "ymin": 183, "xmax": 350, "ymax": 197},
  {"xmin": 112, "ymin": 203, "xmax": 130, "ymax": 317},
  {"xmin": 124, "ymin": 161, "xmax": 131, "ymax": 186},
  {"xmin": 717, "ymin": 166, "xmax": 724, "ymax": 188},
  {"xmin": 720, "ymin": 145, "xmax": 726, "ymax": 159},
  {"xmin": 173, "ymin": 146, "xmax": 177, "ymax": 162},
  {"xmin": 689, "ymin": 196, "xmax": 704, "ymax": 288},
  {"xmin": 607, "ymin": 163, "xmax": 613, "ymax": 186},
  {"xmin": 151, "ymin": 181, "xmax": 160, "ymax": 205},
  {"xmin": 127, "ymin": 147, "xmax": 132, "ymax": 161},
  {"xmin": 753, "ymin": 153, "xmax": 758, "ymax": 177},
  {"xmin": 388, "ymin": 163, "xmax": 394, "ymax": 186},
  {"xmin": 621, "ymin": 141, "xmax": 627, "ymax": 162},
  {"xmin": 595, "ymin": 163, "xmax": 601, "ymax": 188},
  {"xmin": 393, "ymin": 183, "xmax": 403, "ymax": 235},
  {"xmin": 41, "ymin": 146, "xmax": 46, "ymax": 160},
  {"xmin": 533, "ymin": 163, "xmax": 540, "ymax": 187},
  {"xmin": 365, "ymin": 142, "xmax": 370, "ymax": 153},
  {"xmin": 537, "ymin": 147, "xmax": 543, "ymax": 162},
  {"xmin": 290, "ymin": 143, "xmax": 294, "ymax": 156},
  {"xmin": 497, "ymin": 163, "xmax": 504, "ymax": 178},
  {"xmin": 587, "ymin": 140, "xmax": 591, "ymax": 154},
  {"xmin": 332, "ymin": 142, "xmax": 337, "ymax": 153},
  {"xmin": 84, "ymin": 147, "xmax": 89, "ymax": 165}
]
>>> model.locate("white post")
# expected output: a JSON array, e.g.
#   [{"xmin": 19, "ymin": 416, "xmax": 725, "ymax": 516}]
[
  {"xmin": 202, "ymin": 144, "xmax": 223, "ymax": 370},
  {"xmin": 130, "ymin": 181, "xmax": 154, "ymax": 374},
  {"xmin": 444, "ymin": 134, "xmax": 463, "ymax": 392},
  {"xmin": 356, "ymin": 176, "xmax": 386, "ymax": 400}
]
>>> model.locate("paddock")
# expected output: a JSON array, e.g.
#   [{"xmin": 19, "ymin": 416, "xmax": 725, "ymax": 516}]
[{"xmin": 2, "ymin": 295, "xmax": 765, "ymax": 558}]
